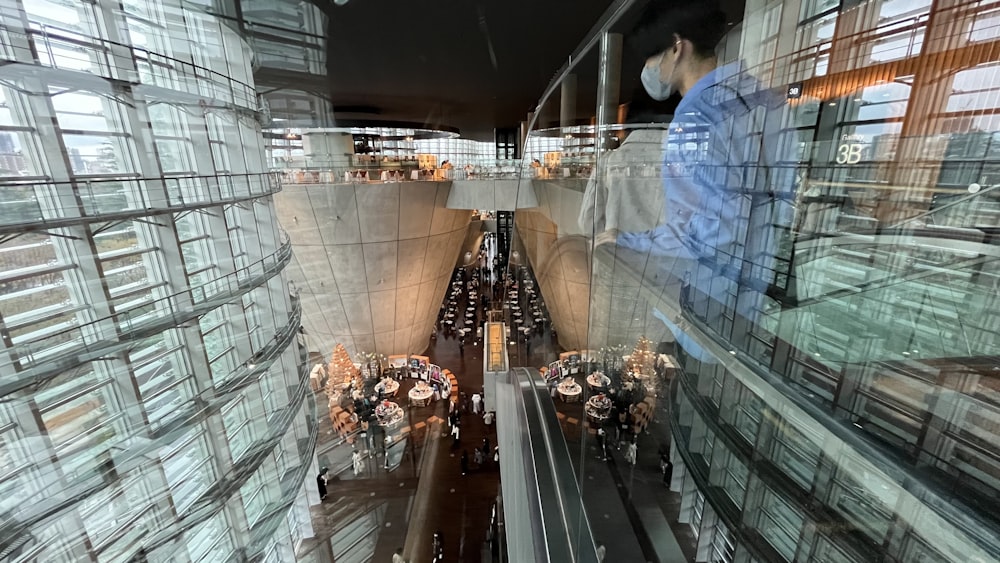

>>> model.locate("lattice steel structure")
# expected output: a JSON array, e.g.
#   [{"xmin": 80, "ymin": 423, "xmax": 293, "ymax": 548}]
[{"xmin": 0, "ymin": 0, "xmax": 315, "ymax": 561}]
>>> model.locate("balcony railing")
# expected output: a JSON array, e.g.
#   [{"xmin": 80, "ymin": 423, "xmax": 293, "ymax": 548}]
[
  {"xmin": 1, "ymin": 237, "xmax": 293, "ymax": 397},
  {"xmin": 0, "ymin": 172, "xmax": 282, "ymax": 233}
]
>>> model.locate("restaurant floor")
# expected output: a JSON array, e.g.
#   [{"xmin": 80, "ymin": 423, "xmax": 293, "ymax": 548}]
[
  {"xmin": 296, "ymin": 283, "xmax": 692, "ymax": 561},
  {"xmin": 298, "ymin": 323, "xmax": 507, "ymax": 563}
]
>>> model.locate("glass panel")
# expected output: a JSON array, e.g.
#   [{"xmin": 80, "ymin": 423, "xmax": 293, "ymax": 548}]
[
  {"xmin": 63, "ymin": 134, "xmax": 130, "ymax": 175},
  {"xmin": 754, "ymin": 489, "xmax": 803, "ymax": 561},
  {"xmin": 160, "ymin": 428, "xmax": 215, "ymax": 514}
]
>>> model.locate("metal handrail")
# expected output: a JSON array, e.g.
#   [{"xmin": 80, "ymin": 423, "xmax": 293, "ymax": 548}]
[
  {"xmin": 504, "ymin": 367, "xmax": 600, "ymax": 563},
  {"xmin": 525, "ymin": 0, "xmax": 638, "ymax": 135}
]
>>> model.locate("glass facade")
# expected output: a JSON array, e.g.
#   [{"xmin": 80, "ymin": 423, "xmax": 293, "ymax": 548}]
[
  {"xmin": 0, "ymin": 0, "xmax": 315, "ymax": 561},
  {"xmin": 510, "ymin": 0, "xmax": 1000, "ymax": 561}
]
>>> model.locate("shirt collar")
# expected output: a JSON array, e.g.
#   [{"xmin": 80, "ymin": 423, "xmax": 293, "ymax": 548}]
[{"xmin": 676, "ymin": 60, "xmax": 744, "ymax": 115}]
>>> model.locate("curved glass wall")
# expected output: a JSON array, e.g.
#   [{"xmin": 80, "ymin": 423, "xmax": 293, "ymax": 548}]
[
  {"xmin": 0, "ymin": 0, "xmax": 314, "ymax": 561},
  {"xmin": 508, "ymin": 0, "xmax": 1000, "ymax": 561}
]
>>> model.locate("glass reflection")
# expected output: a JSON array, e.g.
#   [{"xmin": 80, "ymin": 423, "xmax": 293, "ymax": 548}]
[{"xmin": 517, "ymin": 0, "xmax": 1000, "ymax": 561}]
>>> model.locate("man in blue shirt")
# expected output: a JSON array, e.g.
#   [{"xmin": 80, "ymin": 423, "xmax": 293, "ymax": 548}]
[{"xmin": 596, "ymin": 3, "xmax": 794, "ymax": 358}]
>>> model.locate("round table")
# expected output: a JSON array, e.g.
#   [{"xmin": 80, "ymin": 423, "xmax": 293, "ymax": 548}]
[
  {"xmin": 466, "ymin": 312, "xmax": 475, "ymax": 318},
  {"xmin": 585, "ymin": 395, "xmax": 613, "ymax": 421},
  {"xmin": 587, "ymin": 372, "xmax": 611, "ymax": 391},
  {"xmin": 376, "ymin": 378, "xmax": 399, "ymax": 397},
  {"xmin": 409, "ymin": 383, "xmax": 434, "ymax": 407},
  {"xmin": 374, "ymin": 401, "xmax": 404, "ymax": 426},
  {"xmin": 557, "ymin": 380, "xmax": 582, "ymax": 403}
]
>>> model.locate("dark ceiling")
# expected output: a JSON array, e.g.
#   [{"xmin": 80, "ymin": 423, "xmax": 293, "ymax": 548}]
[{"xmin": 320, "ymin": 0, "xmax": 615, "ymax": 140}]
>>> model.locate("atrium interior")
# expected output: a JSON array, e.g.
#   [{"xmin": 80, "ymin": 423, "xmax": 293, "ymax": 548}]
[{"xmin": 0, "ymin": 0, "xmax": 999, "ymax": 562}]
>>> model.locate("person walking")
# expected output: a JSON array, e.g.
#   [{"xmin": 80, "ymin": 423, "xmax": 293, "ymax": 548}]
[
  {"xmin": 316, "ymin": 467, "xmax": 329, "ymax": 501},
  {"xmin": 471, "ymin": 392, "xmax": 482, "ymax": 414},
  {"xmin": 596, "ymin": 427, "xmax": 608, "ymax": 461},
  {"xmin": 352, "ymin": 450, "xmax": 363, "ymax": 476},
  {"xmin": 473, "ymin": 447, "xmax": 484, "ymax": 467},
  {"xmin": 617, "ymin": 410, "xmax": 630, "ymax": 450},
  {"xmin": 461, "ymin": 450, "xmax": 469, "ymax": 476},
  {"xmin": 661, "ymin": 452, "xmax": 674, "ymax": 487},
  {"xmin": 625, "ymin": 438, "xmax": 638, "ymax": 466},
  {"xmin": 383, "ymin": 434, "xmax": 392, "ymax": 470},
  {"xmin": 361, "ymin": 419, "xmax": 372, "ymax": 458},
  {"xmin": 451, "ymin": 421, "xmax": 461, "ymax": 447}
]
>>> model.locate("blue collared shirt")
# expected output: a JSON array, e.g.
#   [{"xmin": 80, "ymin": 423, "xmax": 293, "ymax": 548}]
[{"xmin": 617, "ymin": 61, "xmax": 795, "ymax": 330}]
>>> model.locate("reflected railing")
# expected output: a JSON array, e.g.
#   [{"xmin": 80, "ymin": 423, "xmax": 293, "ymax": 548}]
[
  {"xmin": 1, "ymin": 236, "xmax": 293, "ymax": 395},
  {"xmin": 0, "ymin": 172, "xmax": 281, "ymax": 231},
  {"xmin": 564, "ymin": 126, "xmax": 1000, "ymax": 365},
  {"xmin": 539, "ymin": 111, "xmax": 1000, "ymax": 557},
  {"xmin": 586, "ymin": 178, "xmax": 1000, "ymax": 561}
]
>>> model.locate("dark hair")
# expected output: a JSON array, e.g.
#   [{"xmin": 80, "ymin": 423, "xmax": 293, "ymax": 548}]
[
  {"xmin": 631, "ymin": 1, "xmax": 728, "ymax": 60},
  {"xmin": 625, "ymin": 88, "xmax": 671, "ymax": 124}
]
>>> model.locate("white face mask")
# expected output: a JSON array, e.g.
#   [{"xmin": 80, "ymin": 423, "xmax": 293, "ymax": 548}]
[{"xmin": 641, "ymin": 50, "xmax": 676, "ymax": 101}]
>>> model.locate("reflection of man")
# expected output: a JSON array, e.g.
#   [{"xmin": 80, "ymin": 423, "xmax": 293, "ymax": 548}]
[
  {"xmin": 579, "ymin": 94, "xmax": 669, "ymax": 237},
  {"xmin": 597, "ymin": 2, "xmax": 793, "ymax": 356}
]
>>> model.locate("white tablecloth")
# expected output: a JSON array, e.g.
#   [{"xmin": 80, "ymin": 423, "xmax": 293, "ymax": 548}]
[
  {"xmin": 587, "ymin": 372, "xmax": 610, "ymax": 389},
  {"xmin": 409, "ymin": 384, "xmax": 434, "ymax": 406}
]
